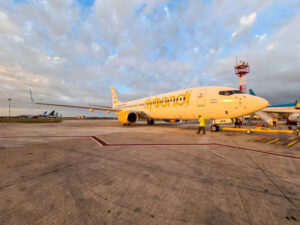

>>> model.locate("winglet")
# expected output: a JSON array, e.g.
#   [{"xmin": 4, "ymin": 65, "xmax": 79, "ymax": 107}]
[{"xmin": 30, "ymin": 90, "xmax": 35, "ymax": 103}]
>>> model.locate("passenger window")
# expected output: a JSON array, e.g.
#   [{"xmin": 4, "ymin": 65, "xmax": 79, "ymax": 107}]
[{"xmin": 219, "ymin": 91, "xmax": 226, "ymax": 95}]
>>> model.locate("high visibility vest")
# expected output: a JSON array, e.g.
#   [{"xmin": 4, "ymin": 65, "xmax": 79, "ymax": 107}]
[{"xmin": 198, "ymin": 117, "xmax": 205, "ymax": 126}]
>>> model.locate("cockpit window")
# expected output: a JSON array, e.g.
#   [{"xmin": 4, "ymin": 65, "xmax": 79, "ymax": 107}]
[{"xmin": 219, "ymin": 90, "xmax": 242, "ymax": 95}]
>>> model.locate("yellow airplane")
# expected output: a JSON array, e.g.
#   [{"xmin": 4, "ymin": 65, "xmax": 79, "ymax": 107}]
[{"xmin": 32, "ymin": 85, "xmax": 268, "ymax": 131}]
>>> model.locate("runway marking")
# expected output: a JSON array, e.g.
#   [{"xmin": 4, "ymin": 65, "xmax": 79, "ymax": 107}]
[
  {"xmin": 287, "ymin": 140, "xmax": 298, "ymax": 147},
  {"xmin": 104, "ymin": 142, "xmax": 300, "ymax": 160},
  {"xmin": 90, "ymin": 137, "xmax": 104, "ymax": 147},
  {"xmin": 0, "ymin": 136, "xmax": 299, "ymax": 160},
  {"xmin": 266, "ymin": 138, "xmax": 280, "ymax": 144},
  {"xmin": 90, "ymin": 136, "xmax": 108, "ymax": 146},
  {"xmin": 249, "ymin": 136, "xmax": 299, "ymax": 147}
]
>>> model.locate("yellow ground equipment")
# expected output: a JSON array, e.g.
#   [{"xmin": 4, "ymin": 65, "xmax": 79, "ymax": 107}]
[{"xmin": 222, "ymin": 127, "xmax": 295, "ymax": 134}]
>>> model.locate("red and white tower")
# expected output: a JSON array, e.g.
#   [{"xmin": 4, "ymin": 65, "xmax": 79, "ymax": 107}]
[{"xmin": 235, "ymin": 60, "xmax": 249, "ymax": 93}]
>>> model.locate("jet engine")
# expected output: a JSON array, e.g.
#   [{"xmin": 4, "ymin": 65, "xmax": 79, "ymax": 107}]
[
  {"xmin": 288, "ymin": 113, "xmax": 300, "ymax": 122},
  {"xmin": 164, "ymin": 119, "xmax": 180, "ymax": 123},
  {"xmin": 118, "ymin": 111, "xmax": 138, "ymax": 124}
]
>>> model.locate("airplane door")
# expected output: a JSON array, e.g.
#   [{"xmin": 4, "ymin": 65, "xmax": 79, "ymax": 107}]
[{"xmin": 197, "ymin": 89, "xmax": 206, "ymax": 106}]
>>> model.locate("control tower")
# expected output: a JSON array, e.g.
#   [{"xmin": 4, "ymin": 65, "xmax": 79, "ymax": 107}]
[{"xmin": 235, "ymin": 60, "xmax": 249, "ymax": 93}]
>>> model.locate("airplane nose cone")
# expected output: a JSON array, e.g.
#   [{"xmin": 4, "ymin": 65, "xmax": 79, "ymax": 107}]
[{"xmin": 256, "ymin": 96, "xmax": 269, "ymax": 110}]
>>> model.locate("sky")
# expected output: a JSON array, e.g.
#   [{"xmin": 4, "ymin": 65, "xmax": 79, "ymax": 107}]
[{"xmin": 0, "ymin": 0, "xmax": 299, "ymax": 116}]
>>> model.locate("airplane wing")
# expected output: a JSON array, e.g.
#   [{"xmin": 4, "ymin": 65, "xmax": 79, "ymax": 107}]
[
  {"xmin": 30, "ymin": 89, "xmax": 120, "ymax": 112},
  {"xmin": 89, "ymin": 104, "xmax": 113, "ymax": 108},
  {"xmin": 35, "ymin": 102, "xmax": 121, "ymax": 112}
]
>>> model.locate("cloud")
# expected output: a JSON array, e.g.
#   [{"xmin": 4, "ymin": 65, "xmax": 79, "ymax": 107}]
[
  {"xmin": 240, "ymin": 12, "xmax": 256, "ymax": 26},
  {"xmin": 256, "ymin": 33, "xmax": 266, "ymax": 41},
  {"xmin": 267, "ymin": 44, "xmax": 274, "ymax": 50},
  {"xmin": 0, "ymin": 11, "xmax": 19, "ymax": 34},
  {"xmin": 0, "ymin": 0, "xmax": 299, "ymax": 116}
]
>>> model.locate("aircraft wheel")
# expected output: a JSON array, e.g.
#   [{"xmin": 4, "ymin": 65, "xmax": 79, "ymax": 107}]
[
  {"xmin": 147, "ymin": 119, "xmax": 154, "ymax": 125},
  {"xmin": 211, "ymin": 125, "xmax": 219, "ymax": 132}
]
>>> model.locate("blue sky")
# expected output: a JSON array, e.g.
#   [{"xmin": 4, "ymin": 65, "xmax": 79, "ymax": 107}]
[{"xmin": 0, "ymin": 0, "xmax": 299, "ymax": 116}]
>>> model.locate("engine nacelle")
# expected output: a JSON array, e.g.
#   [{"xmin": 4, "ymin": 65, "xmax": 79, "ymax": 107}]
[
  {"xmin": 164, "ymin": 119, "xmax": 180, "ymax": 123},
  {"xmin": 289, "ymin": 113, "xmax": 300, "ymax": 122},
  {"xmin": 118, "ymin": 111, "xmax": 138, "ymax": 124}
]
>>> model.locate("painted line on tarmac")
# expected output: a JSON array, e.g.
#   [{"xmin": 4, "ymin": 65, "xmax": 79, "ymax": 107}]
[
  {"xmin": 1, "ymin": 136, "xmax": 299, "ymax": 160},
  {"xmin": 249, "ymin": 135, "xmax": 299, "ymax": 148},
  {"xmin": 287, "ymin": 140, "xmax": 298, "ymax": 147},
  {"xmin": 0, "ymin": 135, "xmax": 109, "ymax": 147},
  {"xmin": 266, "ymin": 138, "xmax": 280, "ymax": 144},
  {"xmin": 90, "ymin": 136, "xmax": 109, "ymax": 147},
  {"xmin": 101, "ymin": 141, "xmax": 300, "ymax": 160},
  {"xmin": 212, "ymin": 143, "xmax": 300, "ymax": 160}
]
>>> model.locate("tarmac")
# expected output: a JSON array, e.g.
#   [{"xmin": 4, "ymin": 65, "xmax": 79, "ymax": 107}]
[{"xmin": 0, "ymin": 120, "xmax": 299, "ymax": 225}]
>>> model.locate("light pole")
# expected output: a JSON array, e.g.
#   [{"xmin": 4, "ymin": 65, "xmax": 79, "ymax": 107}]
[
  {"xmin": 8, "ymin": 98, "xmax": 12, "ymax": 119},
  {"xmin": 296, "ymin": 102, "xmax": 300, "ymax": 130}
]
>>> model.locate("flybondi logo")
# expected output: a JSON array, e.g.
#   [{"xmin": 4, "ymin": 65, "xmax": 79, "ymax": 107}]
[{"xmin": 144, "ymin": 90, "xmax": 192, "ymax": 111}]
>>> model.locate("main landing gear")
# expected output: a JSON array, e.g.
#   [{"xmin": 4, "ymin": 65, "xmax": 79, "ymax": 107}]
[
  {"xmin": 210, "ymin": 125, "xmax": 220, "ymax": 132},
  {"xmin": 147, "ymin": 119, "xmax": 155, "ymax": 125}
]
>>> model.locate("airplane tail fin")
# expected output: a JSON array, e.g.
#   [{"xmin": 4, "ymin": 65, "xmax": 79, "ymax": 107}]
[
  {"xmin": 249, "ymin": 89, "xmax": 256, "ymax": 96},
  {"xmin": 111, "ymin": 85, "xmax": 121, "ymax": 107},
  {"xmin": 29, "ymin": 90, "xmax": 34, "ymax": 103}
]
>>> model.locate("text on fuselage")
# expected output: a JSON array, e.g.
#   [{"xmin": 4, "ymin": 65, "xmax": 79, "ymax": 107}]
[{"xmin": 144, "ymin": 90, "xmax": 192, "ymax": 110}]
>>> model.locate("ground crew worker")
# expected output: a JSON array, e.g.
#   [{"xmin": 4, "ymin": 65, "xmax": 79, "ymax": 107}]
[
  {"xmin": 272, "ymin": 118, "xmax": 277, "ymax": 126},
  {"xmin": 234, "ymin": 118, "xmax": 240, "ymax": 128},
  {"xmin": 196, "ymin": 115, "xmax": 205, "ymax": 135}
]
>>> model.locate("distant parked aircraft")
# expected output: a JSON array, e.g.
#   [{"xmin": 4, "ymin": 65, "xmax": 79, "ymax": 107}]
[
  {"xmin": 250, "ymin": 89, "xmax": 299, "ymax": 123},
  {"xmin": 19, "ymin": 110, "xmax": 59, "ymax": 119}
]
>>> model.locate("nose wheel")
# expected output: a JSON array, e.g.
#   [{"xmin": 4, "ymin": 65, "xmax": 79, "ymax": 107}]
[
  {"xmin": 147, "ymin": 119, "xmax": 155, "ymax": 125},
  {"xmin": 211, "ymin": 125, "xmax": 220, "ymax": 132}
]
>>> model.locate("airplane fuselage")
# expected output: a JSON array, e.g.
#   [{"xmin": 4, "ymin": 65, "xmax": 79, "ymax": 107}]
[{"xmin": 113, "ymin": 86, "xmax": 268, "ymax": 121}]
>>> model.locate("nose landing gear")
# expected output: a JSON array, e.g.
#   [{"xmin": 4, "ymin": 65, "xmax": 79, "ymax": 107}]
[
  {"xmin": 211, "ymin": 125, "xmax": 220, "ymax": 132},
  {"xmin": 147, "ymin": 119, "xmax": 155, "ymax": 125}
]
